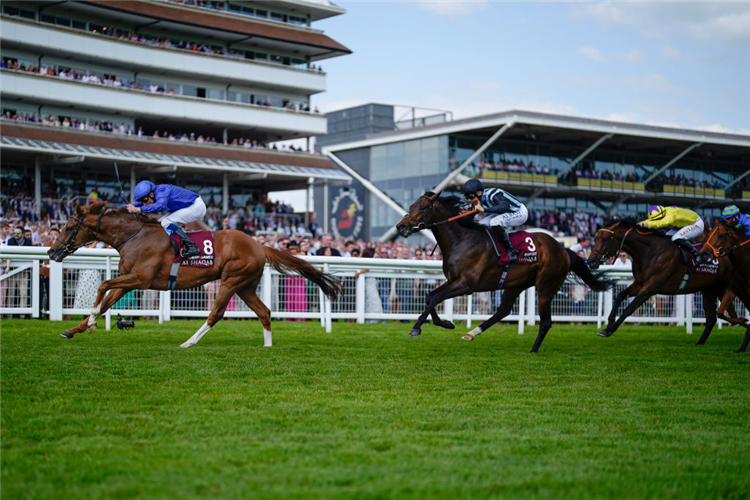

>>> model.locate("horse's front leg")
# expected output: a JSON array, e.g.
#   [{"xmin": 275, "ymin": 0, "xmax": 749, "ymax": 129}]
[
  {"xmin": 61, "ymin": 273, "xmax": 150, "ymax": 339},
  {"xmin": 426, "ymin": 281, "xmax": 459, "ymax": 330},
  {"xmin": 598, "ymin": 290, "xmax": 654, "ymax": 338},
  {"xmin": 409, "ymin": 281, "xmax": 471, "ymax": 337},
  {"xmin": 600, "ymin": 282, "xmax": 640, "ymax": 337}
]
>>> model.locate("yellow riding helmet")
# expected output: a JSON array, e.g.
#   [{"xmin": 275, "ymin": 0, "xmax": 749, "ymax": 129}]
[{"xmin": 648, "ymin": 205, "xmax": 667, "ymax": 219}]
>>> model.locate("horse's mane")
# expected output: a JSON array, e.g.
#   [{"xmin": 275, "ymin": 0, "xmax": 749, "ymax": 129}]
[
  {"xmin": 602, "ymin": 217, "xmax": 667, "ymax": 238},
  {"xmin": 84, "ymin": 202, "xmax": 162, "ymax": 224},
  {"xmin": 424, "ymin": 192, "xmax": 486, "ymax": 232}
]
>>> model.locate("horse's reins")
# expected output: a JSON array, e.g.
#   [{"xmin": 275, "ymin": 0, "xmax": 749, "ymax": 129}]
[
  {"xmin": 402, "ymin": 202, "xmax": 478, "ymax": 257},
  {"xmin": 593, "ymin": 226, "xmax": 633, "ymax": 263},
  {"xmin": 703, "ymin": 225, "xmax": 750, "ymax": 257},
  {"xmin": 56, "ymin": 207, "xmax": 109, "ymax": 254}
]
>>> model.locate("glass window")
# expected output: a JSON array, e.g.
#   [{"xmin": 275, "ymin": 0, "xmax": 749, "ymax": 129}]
[
  {"xmin": 289, "ymin": 15, "xmax": 307, "ymax": 26},
  {"xmin": 255, "ymin": 9, "xmax": 267, "ymax": 18},
  {"xmin": 72, "ymin": 20, "xmax": 87, "ymax": 30},
  {"xmin": 182, "ymin": 85, "xmax": 197, "ymax": 97},
  {"xmin": 40, "ymin": 13, "xmax": 54, "ymax": 23},
  {"xmin": 207, "ymin": 88, "xmax": 224, "ymax": 100},
  {"xmin": 270, "ymin": 12, "xmax": 285, "ymax": 22}
]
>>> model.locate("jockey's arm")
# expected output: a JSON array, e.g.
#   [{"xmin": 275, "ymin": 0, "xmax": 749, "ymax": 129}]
[{"xmin": 640, "ymin": 211, "xmax": 676, "ymax": 229}]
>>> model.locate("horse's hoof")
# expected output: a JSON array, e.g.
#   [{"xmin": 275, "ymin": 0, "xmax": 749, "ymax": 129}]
[
  {"xmin": 60, "ymin": 331, "xmax": 74, "ymax": 339},
  {"xmin": 180, "ymin": 342, "xmax": 195, "ymax": 348},
  {"xmin": 86, "ymin": 324, "xmax": 97, "ymax": 333},
  {"xmin": 597, "ymin": 329, "xmax": 613, "ymax": 338},
  {"xmin": 408, "ymin": 329, "xmax": 421, "ymax": 337},
  {"xmin": 462, "ymin": 334, "xmax": 474, "ymax": 341},
  {"xmin": 696, "ymin": 341, "xmax": 706, "ymax": 346},
  {"xmin": 438, "ymin": 320, "xmax": 455, "ymax": 330}
]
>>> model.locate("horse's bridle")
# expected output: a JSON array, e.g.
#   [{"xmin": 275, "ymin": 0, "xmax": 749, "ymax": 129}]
[
  {"xmin": 56, "ymin": 207, "xmax": 109, "ymax": 255},
  {"xmin": 402, "ymin": 197, "xmax": 440, "ymax": 233},
  {"xmin": 590, "ymin": 226, "xmax": 633, "ymax": 264},
  {"xmin": 703, "ymin": 224, "xmax": 750, "ymax": 257}
]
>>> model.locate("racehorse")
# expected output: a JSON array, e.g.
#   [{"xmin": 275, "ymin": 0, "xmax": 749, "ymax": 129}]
[
  {"xmin": 700, "ymin": 222, "xmax": 750, "ymax": 352},
  {"xmin": 395, "ymin": 192, "xmax": 615, "ymax": 353},
  {"xmin": 588, "ymin": 218, "xmax": 745, "ymax": 349},
  {"xmin": 47, "ymin": 202, "xmax": 342, "ymax": 347}
]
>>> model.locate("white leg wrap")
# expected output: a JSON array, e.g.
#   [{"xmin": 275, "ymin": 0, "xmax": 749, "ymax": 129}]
[
  {"xmin": 468, "ymin": 326, "xmax": 484, "ymax": 337},
  {"xmin": 263, "ymin": 328, "xmax": 272, "ymax": 347},
  {"xmin": 180, "ymin": 321, "xmax": 211, "ymax": 348},
  {"xmin": 88, "ymin": 306, "xmax": 101, "ymax": 326}
]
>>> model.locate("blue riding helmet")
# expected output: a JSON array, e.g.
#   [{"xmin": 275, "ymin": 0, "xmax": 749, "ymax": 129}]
[
  {"xmin": 462, "ymin": 178, "xmax": 485, "ymax": 196},
  {"xmin": 721, "ymin": 205, "xmax": 740, "ymax": 219},
  {"xmin": 133, "ymin": 180, "xmax": 156, "ymax": 201}
]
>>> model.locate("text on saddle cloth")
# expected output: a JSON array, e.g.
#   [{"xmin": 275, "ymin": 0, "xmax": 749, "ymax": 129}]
[
  {"xmin": 490, "ymin": 230, "xmax": 539, "ymax": 266},
  {"xmin": 170, "ymin": 231, "xmax": 215, "ymax": 267}
]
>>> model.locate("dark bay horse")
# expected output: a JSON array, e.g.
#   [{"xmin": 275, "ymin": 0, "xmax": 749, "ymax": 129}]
[
  {"xmin": 47, "ymin": 202, "xmax": 342, "ymax": 347},
  {"xmin": 588, "ymin": 218, "xmax": 745, "ymax": 349},
  {"xmin": 395, "ymin": 192, "xmax": 615, "ymax": 353},
  {"xmin": 700, "ymin": 223, "xmax": 750, "ymax": 352}
]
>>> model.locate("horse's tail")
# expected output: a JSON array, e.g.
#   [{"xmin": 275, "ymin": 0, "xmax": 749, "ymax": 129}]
[
  {"xmin": 566, "ymin": 248, "xmax": 616, "ymax": 292},
  {"xmin": 263, "ymin": 246, "xmax": 342, "ymax": 301}
]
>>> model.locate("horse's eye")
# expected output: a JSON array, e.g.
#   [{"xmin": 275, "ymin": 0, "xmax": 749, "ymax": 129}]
[{"xmin": 420, "ymin": 205, "xmax": 427, "ymax": 211}]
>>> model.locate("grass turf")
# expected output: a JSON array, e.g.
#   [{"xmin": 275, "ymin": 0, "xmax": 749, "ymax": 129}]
[{"xmin": 2, "ymin": 319, "xmax": 749, "ymax": 499}]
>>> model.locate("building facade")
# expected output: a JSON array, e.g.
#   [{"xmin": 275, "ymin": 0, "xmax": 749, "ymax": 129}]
[
  {"xmin": 1, "ymin": 0, "xmax": 351, "ymax": 224},
  {"xmin": 319, "ymin": 105, "xmax": 750, "ymax": 242}
]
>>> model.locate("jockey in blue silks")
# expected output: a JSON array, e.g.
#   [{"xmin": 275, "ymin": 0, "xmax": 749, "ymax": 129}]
[
  {"xmin": 126, "ymin": 180, "xmax": 206, "ymax": 257},
  {"xmin": 721, "ymin": 205, "xmax": 750, "ymax": 236}
]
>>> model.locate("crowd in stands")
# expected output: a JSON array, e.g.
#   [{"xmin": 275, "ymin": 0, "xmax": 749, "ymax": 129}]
[
  {"xmin": 649, "ymin": 173, "xmax": 723, "ymax": 191},
  {"xmin": 0, "ymin": 58, "xmax": 321, "ymax": 115},
  {"xmin": 570, "ymin": 166, "xmax": 643, "ymax": 182},
  {"xmin": 475, "ymin": 158, "xmax": 554, "ymax": 176},
  {"xmin": 1, "ymin": 107, "xmax": 320, "ymax": 155}
]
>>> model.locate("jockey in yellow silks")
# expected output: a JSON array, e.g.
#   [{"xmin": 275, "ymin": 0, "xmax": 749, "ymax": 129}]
[{"xmin": 638, "ymin": 205, "xmax": 704, "ymax": 264}]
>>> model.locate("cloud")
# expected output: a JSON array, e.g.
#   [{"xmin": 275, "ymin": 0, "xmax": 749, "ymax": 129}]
[
  {"xmin": 694, "ymin": 123, "xmax": 750, "ymax": 135},
  {"xmin": 624, "ymin": 48, "xmax": 642, "ymax": 63},
  {"xmin": 659, "ymin": 46, "xmax": 679, "ymax": 60},
  {"xmin": 417, "ymin": 0, "xmax": 489, "ymax": 16},
  {"xmin": 577, "ymin": 46, "xmax": 603, "ymax": 62},
  {"xmin": 572, "ymin": 2, "xmax": 750, "ymax": 45}
]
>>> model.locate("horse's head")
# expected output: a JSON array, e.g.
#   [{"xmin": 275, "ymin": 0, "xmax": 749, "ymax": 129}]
[
  {"xmin": 396, "ymin": 191, "xmax": 443, "ymax": 238},
  {"xmin": 700, "ymin": 221, "xmax": 748, "ymax": 261},
  {"xmin": 48, "ymin": 202, "xmax": 108, "ymax": 262},
  {"xmin": 588, "ymin": 220, "xmax": 629, "ymax": 270}
]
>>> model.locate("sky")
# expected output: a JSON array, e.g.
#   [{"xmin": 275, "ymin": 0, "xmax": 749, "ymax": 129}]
[{"xmin": 272, "ymin": 0, "xmax": 750, "ymax": 210}]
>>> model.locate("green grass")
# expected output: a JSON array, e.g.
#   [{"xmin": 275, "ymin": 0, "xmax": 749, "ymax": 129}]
[{"xmin": 2, "ymin": 319, "xmax": 749, "ymax": 499}]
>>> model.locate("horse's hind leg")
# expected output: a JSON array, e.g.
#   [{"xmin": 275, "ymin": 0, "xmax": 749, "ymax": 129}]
[
  {"xmin": 599, "ymin": 291, "xmax": 654, "ymax": 338},
  {"xmin": 463, "ymin": 288, "xmax": 521, "ymax": 341},
  {"xmin": 696, "ymin": 290, "xmax": 719, "ymax": 345},
  {"xmin": 236, "ymin": 283, "xmax": 272, "ymax": 347},
  {"xmin": 180, "ymin": 283, "xmax": 236, "ymax": 348},
  {"xmin": 529, "ymin": 270, "xmax": 568, "ymax": 353}
]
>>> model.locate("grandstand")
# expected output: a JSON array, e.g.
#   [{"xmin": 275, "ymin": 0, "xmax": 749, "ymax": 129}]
[
  {"xmin": 0, "ymin": 0, "xmax": 351, "ymax": 222},
  {"xmin": 318, "ymin": 105, "xmax": 750, "ymax": 242}
]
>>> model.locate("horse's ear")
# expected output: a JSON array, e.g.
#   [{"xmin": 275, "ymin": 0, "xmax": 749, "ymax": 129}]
[
  {"xmin": 74, "ymin": 203, "xmax": 83, "ymax": 216},
  {"xmin": 430, "ymin": 191, "xmax": 442, "ymax": 200}
]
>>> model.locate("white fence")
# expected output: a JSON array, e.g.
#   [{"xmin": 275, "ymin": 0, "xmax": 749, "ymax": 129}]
[{"xmin": 1, "ymin": 246, "xmax": 745, "ymax": 334}]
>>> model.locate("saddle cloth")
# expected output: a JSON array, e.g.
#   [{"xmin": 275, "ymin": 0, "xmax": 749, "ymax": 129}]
[
  {"xmin": 170, "ymin": 231, "xmax": 215, "ymax": 267},
  {"xmin": 490, "ymin": 230, "xmax": 538, "ymax": 266},
  {"xmin": 681, "ymin": 242, "xmax": 718, "ymax": 275}
]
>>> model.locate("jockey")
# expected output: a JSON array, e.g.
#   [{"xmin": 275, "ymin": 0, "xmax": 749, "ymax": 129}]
[
  {"xmin": 720, "ymin": 205, "xmax": 750, "ymax": 236},
  {"xmin": 462, "ymin": 178, "xmax": 528, "ymax": 262},
  {"xmin": 126, "ymin": 180, "xmax": 206, "ymax": 257},
  {"xmin": 637, "ymin": 205, "xmax": 704, "ymax": 263}
]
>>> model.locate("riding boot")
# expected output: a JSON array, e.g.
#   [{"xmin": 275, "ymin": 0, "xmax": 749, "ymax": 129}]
[
  {"xmin": 492, "ymin": 226, "xmax": 518, "ymax": 262},
  {"xmin": 173, "ymin": 227, "xmax": 200, "ymax": 258},
  {"xmin": 674, "ymin": 238, "xmax": 699, "ymax": 265}
]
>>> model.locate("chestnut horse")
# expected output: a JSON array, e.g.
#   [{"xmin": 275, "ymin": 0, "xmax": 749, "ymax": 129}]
[
  {"xmin": 395, "ymin": 192, "xmax": 615, "ymax": 353},
  {"xmin": 47, "ymin": 202, "xmax": 342, "ymax": 347},
  {"xmin": 700, "ymin": 222, "xmax": 750, "ymax": 352},
  {"xmin": 588, "ymin": 218, "xmax": 745, "ymax": 349}
]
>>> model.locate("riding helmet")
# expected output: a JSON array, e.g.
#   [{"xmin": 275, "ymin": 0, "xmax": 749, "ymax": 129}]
[
  {"xmin": 133, "ymin": 180, "xmax": 156, "ymax": 201},
  {"xmin": 462, "ymin": 178, "xmax": 484, "ymax": 196},
  {"xmin": 721, "ymin": 205, "xmax": 740, "ymax": 219},
  {"xmin": 647, "ymin": 205, "xmax": 667, "ymax": 219}
]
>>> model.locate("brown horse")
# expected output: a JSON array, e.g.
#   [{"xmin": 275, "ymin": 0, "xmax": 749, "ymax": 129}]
[
  {"xmin": 588, "ymin": 218, "xmax": 745, "ymax": 349},
  {"xmin": 47, "ymin": 202, "xmax": 342, "ymax": 347},
  {"xmin": 395, "ymin": 192, "xmax": 615, "ymax": 353},
  {"xmin": 700, "ymin": 222, "xmax": 750, "ymax": 352}
]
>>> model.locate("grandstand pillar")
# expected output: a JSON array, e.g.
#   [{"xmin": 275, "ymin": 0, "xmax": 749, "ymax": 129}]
[
  {"xmin": 130, "ymin": 166, "xmax": 136, "ymax": 203},
  {"xmin": 306, "ymin": 177, "xmax": 313, "ymax": 228},
  {"xmin": 556, "ymin": 133, "xmax": 613, "ymax": 179},
  {"xmin": 323, "ymin": 180, "xmax": 329, "ymax": 234},
  {"xmin": 222, "ymin": 173, "xmax": 229, "ymax": 215},
  {"xmin": 34, "ymin": 156, "xmax": 41, "ymax": 217}
]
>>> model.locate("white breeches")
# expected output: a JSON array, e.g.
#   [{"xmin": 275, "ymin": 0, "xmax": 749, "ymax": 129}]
[
  {"xmin": 477, "ymin": 205, "xmax": 529, "ymax": 228},
  {"xmin": 671, "ymin": 218, "xmax": 704, "ymax": 241},
  {"xmin": 159, "ymin": 197, "xmax": 206, "ymax": 229}
]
